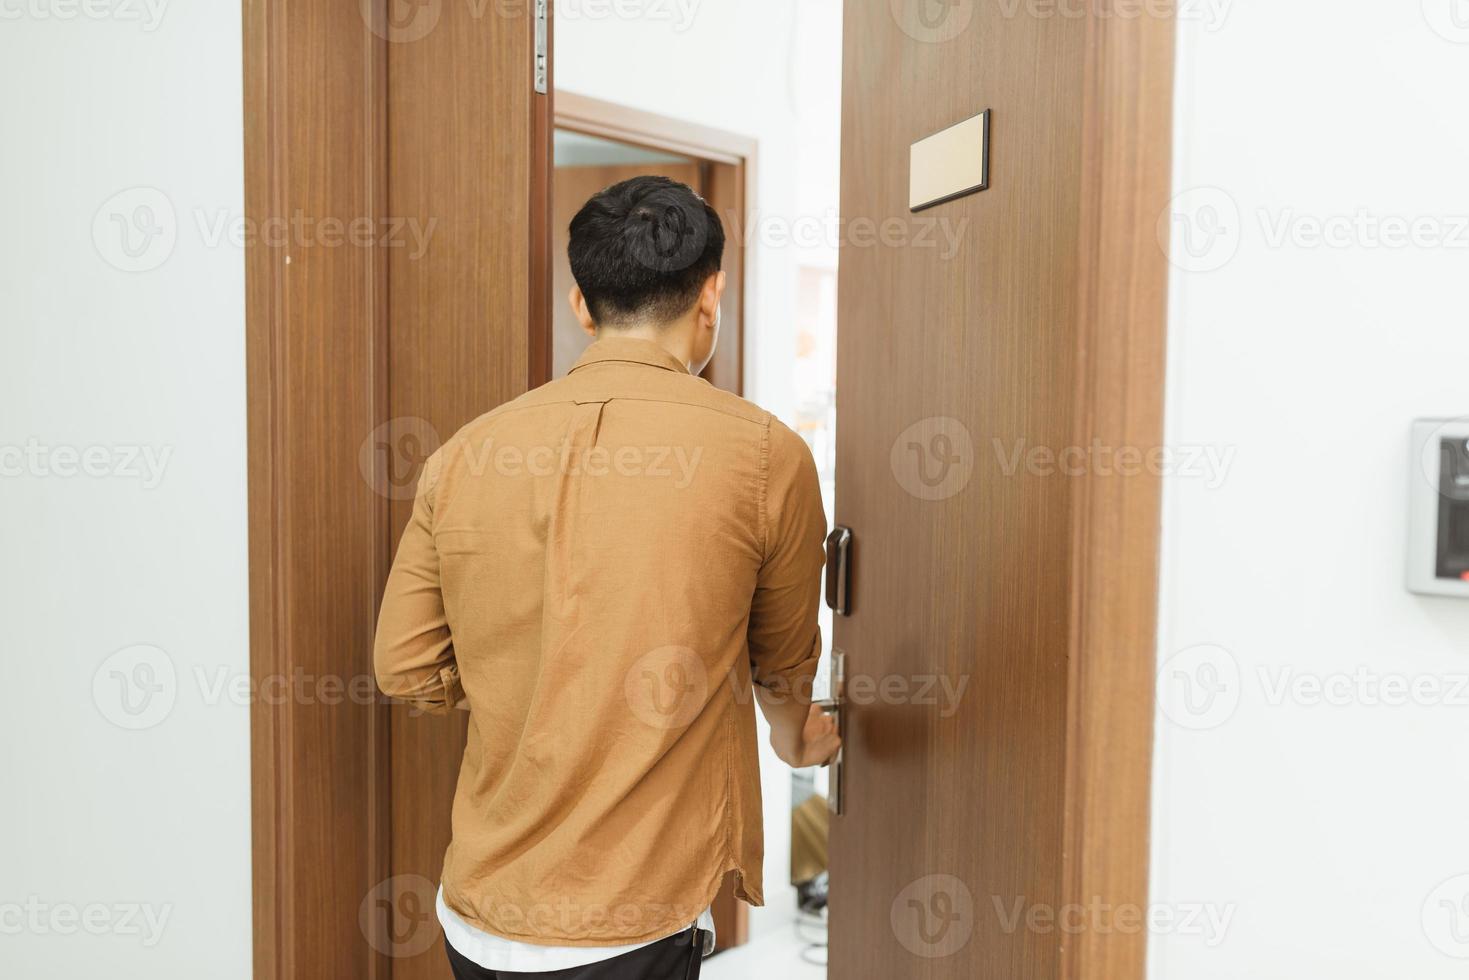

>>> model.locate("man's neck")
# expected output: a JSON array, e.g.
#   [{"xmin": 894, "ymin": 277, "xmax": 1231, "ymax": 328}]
[{"xmin": 595, "ymin": 320, "xmax": 697, "ymax": 373}]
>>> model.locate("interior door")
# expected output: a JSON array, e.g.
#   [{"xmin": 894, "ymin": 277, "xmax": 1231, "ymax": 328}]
[
  {"xmin": 247, "ymin": 0, "xmax": 551, "ymax": 975},
  {"xmin": 381, "ymin": 3, "xmax": 552, "ymax": 979},
  {"xmin": 829, "ymin": 3, "xmax": 1174, "ymax": 978}
]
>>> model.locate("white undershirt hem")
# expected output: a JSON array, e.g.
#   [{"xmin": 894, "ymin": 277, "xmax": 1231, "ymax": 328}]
[{"xmin": 437, "ymin": 886, "xmax": 715, "ymax": 972}]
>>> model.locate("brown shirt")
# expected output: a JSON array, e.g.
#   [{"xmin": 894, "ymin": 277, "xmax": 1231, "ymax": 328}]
[{"xmin": 373, "ymin": 337, "xmax": 827, "ymax": 947}]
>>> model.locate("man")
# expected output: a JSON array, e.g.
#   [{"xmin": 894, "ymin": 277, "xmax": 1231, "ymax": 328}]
[{"xmin": 374, "ymin": 175, "xmax": 840, "ymax": 980}]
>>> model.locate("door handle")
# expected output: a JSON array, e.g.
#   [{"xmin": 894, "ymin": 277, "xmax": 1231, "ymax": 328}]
[
  {"xmin": 825, "ymin": 526, "xmax": 853, "ymax": 616},
  {"xmin": 813, "ymin": 649, "xmax": 846, "ymax": 816}
]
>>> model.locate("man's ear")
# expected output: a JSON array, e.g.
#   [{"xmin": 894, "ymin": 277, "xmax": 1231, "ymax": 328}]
[
  {"xmin": 569, "ymin": 285, "xmax": 597, "ymax": 338},
  {"xmin": 700, "ymin": 271, "xmax": 727, "ymax": 325}
]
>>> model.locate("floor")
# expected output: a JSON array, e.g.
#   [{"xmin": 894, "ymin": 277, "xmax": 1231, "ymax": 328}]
[{"xmin": 702, "ymin": 902, "xmax": 827, "ymax": 979}]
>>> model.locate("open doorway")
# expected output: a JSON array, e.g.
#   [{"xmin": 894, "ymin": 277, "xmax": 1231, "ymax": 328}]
[
  {"xmin": 552, "ymin": 11, "xmax": 843, "ymax": 977},
  {"xmin": 548, "ymin": 95, "xmax": 840, "ymax": 971}
]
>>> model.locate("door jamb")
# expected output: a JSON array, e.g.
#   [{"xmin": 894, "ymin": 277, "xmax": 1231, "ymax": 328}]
[{"xmin": 555, "ymin": 90, "xmax": 756, "ymax": 164}]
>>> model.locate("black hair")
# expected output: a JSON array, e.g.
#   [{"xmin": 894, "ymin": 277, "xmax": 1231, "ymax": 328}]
[{"xmin": 567, "ymin": 175, "xmax": 725, "ymax": 326}]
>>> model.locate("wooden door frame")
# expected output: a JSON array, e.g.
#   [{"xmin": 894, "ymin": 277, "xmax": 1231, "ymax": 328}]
[
  {"xmin": 1060, "ymin": 12, "xmax": 1174, "ymax": 980},
  {"xmin": 555, "ymin": 90, "xmax": 755, "ymax": 164},
  {"xmin": 553, "ymin": 91, "xmax": 754, "ymax": 395},
  {"xmin": 243, "ymin": 1, "xmax": 392, "ymax": 976}
]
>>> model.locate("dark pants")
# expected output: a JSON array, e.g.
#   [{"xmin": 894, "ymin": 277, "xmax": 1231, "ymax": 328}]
[{"xmin": 445, "ymin": 929, "xmax": 705, "ymax": 980}]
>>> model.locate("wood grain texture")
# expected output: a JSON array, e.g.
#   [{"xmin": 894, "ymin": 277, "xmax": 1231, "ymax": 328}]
[
  {"xmin": 243, "ymin": 2, "xmax": 280, "ymax": 975},
  {"xmin": 701, "ymin": 160, "xmax": 745, "ymax": 396},
  {"xmin": 248, "ymin": 1, "xmax": 548, "ymax": 977},
  {"xmin": 245, "ymin": 0, "xmax": 387, "ymax": 977},
  {"xmin": 385, "ymin": 2, "xmax": 544, "ymax": 978},
  {"xmin": 556, "ymin": 91, "xmax": 756, "ymax": 165},
  {"xmin": 831, "ymin": 1, "xmax": 1171, "ymax": 977},
  {"xmin": 1060, "ymin": 9, "xmax": 1174, "ymax": 980},
  {"xmin": 833, "ymin": 6, "xmax": 1084, "ymax": 979}
]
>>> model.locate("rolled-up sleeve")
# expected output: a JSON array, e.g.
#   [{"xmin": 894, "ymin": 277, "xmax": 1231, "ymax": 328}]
[
  {"xmin": 374, "ymin": 450, "xmax": 463, "ymax": 714},
  {"xmin": 747, "ymin": 421, "xmax": 827, "ymax": 699}
]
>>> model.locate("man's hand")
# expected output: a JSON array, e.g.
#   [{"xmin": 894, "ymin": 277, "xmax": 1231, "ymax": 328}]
[
  {"xmin": 755, "ymin": 684, "xmax": 843, "ymax": 768},
  {"xmin": 792, "ymin": 702, "xmax": 842, "ymax": 768}
]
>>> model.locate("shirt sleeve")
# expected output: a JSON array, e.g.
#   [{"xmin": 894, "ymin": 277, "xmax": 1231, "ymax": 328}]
[
  {"xmin": 373, "ymin": 450, "xmax": 464, "ymax": 714},
  {"xmin": 747, "ymin": 420, "xmax": 828, "ymax": 699}
]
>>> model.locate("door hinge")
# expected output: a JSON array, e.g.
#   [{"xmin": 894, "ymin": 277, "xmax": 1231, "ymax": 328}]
[{"xmin": 533, "ymin": 0, "xmax": 548, "ymax": 95}]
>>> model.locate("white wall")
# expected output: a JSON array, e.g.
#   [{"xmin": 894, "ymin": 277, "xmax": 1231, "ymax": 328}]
[
  {"xmin": 556, "ymin": 0, "xmax": 843, "ymax": 931},
  {"xmin": 0, "ymin": 4, "xmax": 251, "ymax": 978},
  {"xmin": 1151, "ymin": 2, "xmax": 1469, "ymax": 976}
]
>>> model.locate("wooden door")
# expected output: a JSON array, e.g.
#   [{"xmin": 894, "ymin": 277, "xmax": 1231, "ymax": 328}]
[
  {"xmin": 245, "ymin": 0, "xmax": 551, "ymax": 977},
  {"xmin": 383, "ymin": 4, "xmax": 553, "ymax": 980},
  {"xmin": 828, "ymin": 3, "xmax": 1174, "ymax": 979}
]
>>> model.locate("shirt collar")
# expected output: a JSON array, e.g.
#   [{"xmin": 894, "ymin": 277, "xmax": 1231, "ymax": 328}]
[{"xmin": 568, "ymin": 336, "xmax": 692, "ymax": 376}]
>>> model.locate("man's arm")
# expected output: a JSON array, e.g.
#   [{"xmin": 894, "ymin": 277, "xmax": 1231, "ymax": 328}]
[
  {"xmin": 749, "ymin": 422, "xmax": 840, "ymax": 768},
  {"xmin": 755, "ymin": 688, "xmax": 842, "ymax": 769},
  {"xmin": 373, "ymin": 450, "xmax": 463, "ymax": 714}
]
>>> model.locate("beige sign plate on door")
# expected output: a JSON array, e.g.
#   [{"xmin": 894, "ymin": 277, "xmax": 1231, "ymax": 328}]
[{"xmin": 909, "ymin": 109, "xmax": 990, "ymax": 212}]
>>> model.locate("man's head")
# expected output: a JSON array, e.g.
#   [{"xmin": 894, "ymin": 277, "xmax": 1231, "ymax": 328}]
[{"xmin": 567, "ymin": 175, "xmax": 727, "ymax": 373}]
